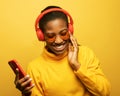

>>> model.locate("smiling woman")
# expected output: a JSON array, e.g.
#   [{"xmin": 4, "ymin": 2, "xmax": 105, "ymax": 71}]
[
  {"xmin": 35, "ymin": 5, "xmax": 73, "ymax": 55},
  {"xmin": 1, "ymin": 0, "xmax": 120, "ymax": 95},
  {"xmin": 13, "ymin": 5, "xmax": 110, "ymax": 96}
]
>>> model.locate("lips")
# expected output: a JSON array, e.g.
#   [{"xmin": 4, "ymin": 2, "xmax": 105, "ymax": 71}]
[{"xmin": 52, "ymin": 44, "xmax": 66, "ymax": 52}]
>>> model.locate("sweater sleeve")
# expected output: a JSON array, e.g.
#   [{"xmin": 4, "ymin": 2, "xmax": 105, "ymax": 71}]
[
  {"xmin": 26, "ymin": 63, "xmax": 44, "ymax": 96},
  {"xmin": 74, "ymin": 46, "xmax": 111, "ymax": 96}
]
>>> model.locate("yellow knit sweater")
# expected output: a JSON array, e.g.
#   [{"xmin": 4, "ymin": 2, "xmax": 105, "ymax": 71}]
[{"xmin": 27, "ymin": 46, "xmax": 110, "ymax": 96}]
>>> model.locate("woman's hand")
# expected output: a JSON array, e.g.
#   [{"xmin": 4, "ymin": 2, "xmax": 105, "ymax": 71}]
[
  {"xmin": 68, "ymin": 33, "xmax": 80, "ymax": 71},
  {"xmin": 14, "ymin": 68, "xmax": 34, "ymax": 96}
]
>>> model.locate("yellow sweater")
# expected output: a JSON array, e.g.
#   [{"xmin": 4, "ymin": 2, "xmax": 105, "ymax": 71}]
[{"xmin": 27, "ymin": 46, "xmax": 110, "ymax": 96}]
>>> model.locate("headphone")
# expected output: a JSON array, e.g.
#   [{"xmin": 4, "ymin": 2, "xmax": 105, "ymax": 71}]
[{"xmin": 35, "ymin": 8, "xmax": 74, "ymax": 41}]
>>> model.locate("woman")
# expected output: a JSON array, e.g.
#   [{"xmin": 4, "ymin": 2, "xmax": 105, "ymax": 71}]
[{"xmin": 14, "ymin": 6, "xmax": 110, "ymax": 96}]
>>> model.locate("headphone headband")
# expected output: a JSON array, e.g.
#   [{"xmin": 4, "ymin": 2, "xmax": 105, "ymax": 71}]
[{"xmin": 35, "ymin": 8, "xmax": 73, "ymax": 31}]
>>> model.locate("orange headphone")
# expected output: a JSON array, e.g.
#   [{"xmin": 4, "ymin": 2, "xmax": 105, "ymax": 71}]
[{"xmin": 35, "ymin": 8, "xmax": 74, "ymax": 41}]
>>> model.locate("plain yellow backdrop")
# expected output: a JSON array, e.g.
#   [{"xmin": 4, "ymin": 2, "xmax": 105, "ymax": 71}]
[{"xmin": 0, "ymin": 0, "xmax": 120, "ymax": 95}]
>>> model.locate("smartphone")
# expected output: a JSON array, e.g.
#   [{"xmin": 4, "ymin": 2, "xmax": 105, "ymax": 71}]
[
  {"xmin": 8, "ymin": 59, "xmax": 32, "ymax": 86},
  {"xmin": 8, "ymin": 59, "xmax": 27, "ymax": 79}
]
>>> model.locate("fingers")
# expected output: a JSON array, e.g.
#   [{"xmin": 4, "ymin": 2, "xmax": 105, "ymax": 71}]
[
  {"xmin": 14, "ymin": 69, "xmax": 34, "ymax": 94},
  {"xmin": 69, "ymin": 33, "xmax": 79, "ymax": 51},
  {"xmin": 16, "ymin": 75, "xmax": 30, "ymax": 89},
  {"xmin": 69, "ymin": 43, "xmax": 74, "ymax": 51},
  {"xmin": 22, "ymin": 83, "xmax": 35, "ymax": 94},
  {"xmin": 16, "ymin": 75, "xmax": 34, "ymax": 94}
]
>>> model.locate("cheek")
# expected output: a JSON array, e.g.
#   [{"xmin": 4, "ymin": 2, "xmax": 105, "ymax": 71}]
[{"xmin": 46, "ymin": 37, "xmax": 55, "ymax": 43}]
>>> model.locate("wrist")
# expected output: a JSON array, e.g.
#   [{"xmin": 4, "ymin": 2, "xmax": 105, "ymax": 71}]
[
  {"xmin": 75, "ymin": 63, "xmax": 80, "ymax": 71},
  {"xmin": 71, "ymin": 62, "xmax": 80, "ymax": 71}
]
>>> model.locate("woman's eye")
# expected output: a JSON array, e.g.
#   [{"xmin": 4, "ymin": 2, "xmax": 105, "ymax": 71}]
[
  {"xmin": 46, "ymin": 33, "xmax": 55, "ymax": 38},
  {"xmin": 61, "ymin": 32, "xmax": 67, "ymax": 36},
  {"xmin": 60, "ymin": 30, "xmax": 68, "ymax": 36}
]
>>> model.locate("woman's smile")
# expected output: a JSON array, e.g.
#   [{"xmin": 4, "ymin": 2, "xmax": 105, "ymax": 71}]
[{"xmin": 52, "ymin": 43, "xmax": 67, "ymax": 52}]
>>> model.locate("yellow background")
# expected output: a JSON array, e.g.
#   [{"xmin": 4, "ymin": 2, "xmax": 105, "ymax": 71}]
[{"xmin": 0, "ymin": 0, "xmax": 120, "ymax": 95}]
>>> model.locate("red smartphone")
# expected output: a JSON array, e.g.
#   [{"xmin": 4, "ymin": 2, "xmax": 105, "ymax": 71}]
[
  {"xmin": 8, "ymin": 59, "xmax": 26, "ymax": 79},
  {"xmin": 8, "ymin": 59, "xmax": 32, "ymax": 86}
]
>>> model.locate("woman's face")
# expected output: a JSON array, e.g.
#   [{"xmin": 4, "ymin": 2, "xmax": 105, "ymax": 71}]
[{"xmin": 44, "ymin": 18, "xmax": 70, "ymax": 55}]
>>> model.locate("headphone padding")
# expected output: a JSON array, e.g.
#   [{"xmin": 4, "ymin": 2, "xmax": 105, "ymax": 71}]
[
  {"xmin": 36, "ymin": 28, "xmax": 44, "ymax": 41},
  {"xmin": 68, "ymin": 23, "xmax": 74, "ymax": 34}
]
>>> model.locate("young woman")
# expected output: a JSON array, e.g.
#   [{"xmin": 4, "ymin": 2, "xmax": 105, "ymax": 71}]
[{"xmin": 14, "ymin": 6, "xmax": 110, "ymax": 96}]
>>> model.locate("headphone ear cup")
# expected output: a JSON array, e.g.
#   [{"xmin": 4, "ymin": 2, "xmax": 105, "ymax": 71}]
[
  {"xmin": 36, "ymin": 28, "xmax": 44, "ymax": 41},
  {"xmin": 68, "ymin": 23, "xmax": 74, "ymax": 34}
]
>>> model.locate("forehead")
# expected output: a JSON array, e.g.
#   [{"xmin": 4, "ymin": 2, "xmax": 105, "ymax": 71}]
[{"xmin": 44, "ymin": 18, "xmax": 67, "ymax": 33}]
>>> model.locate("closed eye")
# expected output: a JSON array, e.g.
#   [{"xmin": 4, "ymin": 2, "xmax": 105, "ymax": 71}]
[
  {"xmin": 60, "ymin": 29, "xmax": 68, "ymax": 36},
  {"xmin": 46, "ymin": 33, "xmax": 55, "ymax": 38}
]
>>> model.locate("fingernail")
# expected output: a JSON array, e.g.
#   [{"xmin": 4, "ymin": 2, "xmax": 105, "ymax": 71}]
[
  {"xmin": 16, "ymin": 68, "xmax": 19, "ymax": 71},
  {"xmin": 26, "ymin": 75, "xmax": 30, "ymax": 78},
  {"xmin": 29, "ymin": 78, "xmax": 32, "ymax": 81},
  {"xmin": 32, "ymin": 84, "xmax": 35, "ymax": 86}
]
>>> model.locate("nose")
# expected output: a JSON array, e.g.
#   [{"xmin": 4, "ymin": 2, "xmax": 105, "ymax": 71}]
[{"xmin": 54, "ymin": 35, "xmax": 63, "ymax": 44}]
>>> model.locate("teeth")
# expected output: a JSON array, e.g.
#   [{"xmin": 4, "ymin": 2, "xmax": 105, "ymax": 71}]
[
  {"xmin": 56, "ymin": 45, "xmax": 63, "ymax": 49},
  {"xmin": 54, "ymin": 45, "xmax": 65, "ymax": 51}
]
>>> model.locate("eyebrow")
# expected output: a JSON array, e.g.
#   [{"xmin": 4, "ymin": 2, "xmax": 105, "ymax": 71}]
[{"xmin": 45, "ymin": 28, "xmax": 68, "ymax": 34}]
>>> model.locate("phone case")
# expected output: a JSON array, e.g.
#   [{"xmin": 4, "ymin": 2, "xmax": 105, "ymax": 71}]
[
  {"xmin": 8, "ymin": 59, "xmax": 26, "ymax": 79},
  {"xmin": 8, "ymin": 59, "xmax": 32, "ymax": 86}
]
